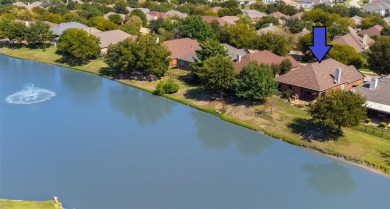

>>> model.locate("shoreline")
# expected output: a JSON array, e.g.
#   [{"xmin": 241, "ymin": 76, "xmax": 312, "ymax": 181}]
[{"xmin": 0, "ymin": 50, "xmax": 389, "ymax": 176}]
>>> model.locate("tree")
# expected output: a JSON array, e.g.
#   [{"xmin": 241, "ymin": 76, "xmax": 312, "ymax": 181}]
[
  {"xmin": 57, "ymin": 28, "xmax": 100, "ymax": 64},
  {"xmin": 48, "ymin": 4, "xmax": 68, "ymax": 15},
  {"xmin": 255, "ymin": 16, "xmax": 279, "ymax": 29},
  {"xmin": 219, "ymin": 23, "xmax": 257, "ymax": 48},
  {"xmin": 197, "ymin": 56, "xmax": 236, "ymax": 97},
  {"xmin": 217, "ymin": 8, "xmax": 242, "ymax": 17},
  {"xmin": 328, "ymin": 23, "xmax": 349, "ymax": 39},
  {"xmin": 88, "ymin": 16, "xmax": 118, "ymax": 31},
  {"xmin": 302, "ymin": 8, "xmax": 341, "ymax": 27},
  {"xmin": 286, "ymin": 19, "xmax": 312, "ymax": 34},
  {"xmin": 8, "ymin": 21, "xmax": 28, "ymax": 43},
  {"xmin": 327, "ymin": 44, "xmax": 365, "ymax": 69},
  {"xmin": 105, "ymin": 35, "xmax": 171, "ymax": 78},
  {"xmin": 108, "ymin": 14, "xmax": 123, "ymax": 25},
  {"xmin": 308, "ymin": 90, "xmax": 367, "ymax": 130},
  {"xmin": 178, "ymin": 16, "xmax": 215, "ymax": 41},
  {"xmin": 113, "ymin": 3, "xmax": 129, "ymax": 14},
  {"xmin": 280, "ymin": 59, "xmax": 292, "ymax": 75},
  {"xmin": 28, "ymin": 21, "xmax": 54, "ymax": 44},
  {"xmin": 349, "ymin": 7, "xmax": 362, "ymax": 17},
  {"xmin": 380, "ymin": 26, "xmax": 390, "ymax": 36},
  {"xmin": 130, "ymin": 9, "xmax": 147, "ymax": 26},
  {"xmin": 367, "ymin": 36, "xmax": 390, "ymax": 75},
  {"xmin": 360, "ymin": 14, "xmax": 388, "ymax": 29},
  {"xmin": 234, "ymin": 62, "xmax": 278, "ymax": 100},
  {"xmin": 120, "ymin": 15, "xmax": 142, "ymax": 35},
  {"xmin": 221, "ymin": 0, "xmax": 238, "ymax": 8},
  {"xmin": 250, "ymin": 2, "xmax": 267, "ymax": 12},
  {"xmin": 253, "ymin": 32, "xmax": 293, "ymax": 56},
  {"xmin": 149, "ymin": 18, "xmax": 173, "ymax": 34}
]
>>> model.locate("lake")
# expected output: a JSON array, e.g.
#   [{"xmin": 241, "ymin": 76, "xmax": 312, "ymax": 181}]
[{"xmin": 0, "ymin": 55, "xmax": 389, "ymax": 209}]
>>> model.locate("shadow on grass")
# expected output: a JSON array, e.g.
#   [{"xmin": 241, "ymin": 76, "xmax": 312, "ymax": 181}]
[
  {"xmin": 288, "ymin": 118, "xmax": 343, "ymax": 141},
  {"xmin": 380, "ymin": 151, "xmax": 390, "ymax": 166},
  {"xmin": 0, "ymin": 41, "xmax": 24, "ymax": 49},
  {"xmin": 55, "ymin": 54, "xmax": 87, "ymax": 66},
  {"xmin": 99, "ymin": 67, "xmax": 120, "ymax": 79},
  {"xmin": 183, "ymin": 88, "xmax": 216, "ymax": 102}
]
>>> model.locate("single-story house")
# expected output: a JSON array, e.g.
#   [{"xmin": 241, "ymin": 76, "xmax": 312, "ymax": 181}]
[
  {"xmin": 269, "ymin": 11, "xmax": 289, "ymax": 19},
  {"xmin": 165, "ymin": 10, "xmax": 188, "ymax": 19},
  {"xmin": 289, "ymin": 12, "xmax": 303, "ymax": 20},
  {"xmin": 162, "ymin": 38, "xmax": 201, "ymax": 69},
  {"xmin": 351, "ymin": 75, "xmax": 390, "ymax": 116},
  {"xmin": 82, "ymin": 27, "xmax": 102, "ymax": 35},
  {"xmin": 262, "ymin": 0, "xmax": 277, "ymax": 3},
  {"xmin": 103, "ymin": 12, "xmax": 126, "ymax": 22},
  {"xmin": 51, "ymin": 22, "xmax": 88, "ymax": 36},
  {"xmin": 211, "ymin": 7, "xmax": 222, "ymax": 13},
  {"xmin": 332, "ymin": 33, "xmax": 374, "ymax": 53},
  {"xmin": 13, "ymin": 1, "xmax": 42, "ymax": 10},
  {"xmin": 384, "ymin": 16, "xmax": 390, "ymax": 25},
  {"xmin": 223, "ymin": 43, "xmax": 249, "ymax": 62},
  {"xmin": 242, "ymin": 10, "xmax": 267, "ymax": 21},
  {"xmin": 202, "ymin": 16, "xmax": 227, "ymax": 27},
  {"xmin": 350, "ymin": 16, "xmax": 363, "ymax": 26},
  {"xmin": 237, "ymin": 0, "xmax": 257, "ymax": 5},
  {"xmin": 363, "ymin": 0, "xmax": 390, "ymax": 16},
  {"xmin": 94, "ymin": 30, "xmax": 136, "ymax": 54},
  {"xmin": 148, "ymin": 11, "xmax": 169, "ymax": 20},
  {"xmin": 177, "ymin": 51, "xmax": 197, "ymax": 71},
  {"xmin": 234, "ymin": 50, "xmax": 300, "ymax": 73},
  {"xmin": 221, "ymin": 16, "xmax": 239, "ymax": 25},
  {"xmin": 358, "ymin": 25, "xmax": 384, "ymax": 37},
  {"xmin": 276, "ymin": 59, "xmax": 365, "ymax": 101},
  {"xmin": 256, "ymin": 24, "xmax": 286, "ymax": 35}
]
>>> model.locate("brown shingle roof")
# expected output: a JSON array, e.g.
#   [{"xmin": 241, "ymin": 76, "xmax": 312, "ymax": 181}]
[
  {"xmin": 148, "ymin": 11, "xmax": 169, "ymax": 19},
  {"xmin": 221, "ymin": 16, "xmax": 239, "ymax": 25},
  {"xmin": 358, "ymin": 25, "xmax": 383, "ymax": 37},
  {"xmin": 201, "ymin": 16, "xmax": 226, "ymax": 27},
  {"xmin": 94, "ymin": 30, "xmax": 135, "ymax": 48},
  {"xmin": 276, "ymin": 59, "xmax": 364, "ymax": 91},
  {"xmin": 234, "ymin": 50, "xmax": 300, "ymax": 73},
  {"xmin": 162, "ymin": 38, "xmax": 201, "ymax": 59},
  {"xmin": 332, "ymin": 33, "xmax": 374, "ymax": 53},
  {"xmin": 269, "ymin": 11, "xmax": 289, "ymax": 19}
]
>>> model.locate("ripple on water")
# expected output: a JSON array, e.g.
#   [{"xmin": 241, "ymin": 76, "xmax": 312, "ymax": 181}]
[{"xmin": 5, "ymin": 83, "xmax": 56, "ymax": 104}]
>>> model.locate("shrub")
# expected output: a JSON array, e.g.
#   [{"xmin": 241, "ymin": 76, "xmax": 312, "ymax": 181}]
[
  {"xmin": 379, "ymin": 122, "xmax": 388, "ymax": 128},
  {"xmin": 154, "ymin": 78, "xmax": 179, "ymax": 95},
  {"xmin": 282, "ymin": 90, "xmax": 293, "ymax": 99},
  {"xmin": 365, "ymin": 118, "xmax": 371, "ymax": 123},
  {"xmin": 296, "ymin": 104, "xmax": 305, "ymax": 108}
]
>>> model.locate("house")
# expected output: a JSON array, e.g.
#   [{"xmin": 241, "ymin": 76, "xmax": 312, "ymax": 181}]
[
  {"xmin": 82, "ymin": 27, "xmax": 102, "ymax": 35},
  {"xmin": 332, "ymin": 33, "xmax": 374, "ymax": 53},
  {"xmin": 211, "ymin": 7, "xmax": 222, "ymax": 13},
  {"xmin": 269, "ymin": 11, "xmax": 289, "ymax": 19},
  {"xmin": 295, "ymin": 0, "xmax": 315, "ymax": 8},
  {"xmin": 162, "ymin": 38, "xmax": 201, "ymax": 69},
  {"xmin": 148, "ymin": 11, "xmax": 169, "ymax": 20},
  {"xmin": 283, "ymin": 0, "xmax": 298, "ymax": 7},
  {"xmin": 384, "ymin": 16, "xmax": 390, "ymax": 25},
  {"xmin": 294, "ymin": 28, "xmax": 310, "ymax": 43},
  {"xmin": 242, "ymin": 10, "xmax": 267, "ymax": 21},
  {"xmin": 51, "ymin": 22, "xmax": 88, "ymax": 36},
  {"xmin": 165, "ymin": 10, "xmax": 188, "ymax": 19},
  {"xmin": 176, "ymin": 51, "xmax": 197, "ymax": 71},
  {"xmin": 350, "ymin": 16, "xmax": 363, "ymax": 26},
  {"xmin": 351, "ymin": 76, "xmax": 390, "ymax": 116},
  {"xmin": 363, "ymin": 0, "xmax": 390, "ymax": 16},
  {"xmin": 94, "ymin": 30, "xmax": 136, "ymax": 54},
  {"xmin": 202, "ymin": 16, "xmax": 227, "ymax": 27},
  {"xmin": 256, "ymin": 24, "xmax": 286, "ymax": 35},
  {"xmin": 289, "ymin": 12, "xmax": 303, "ymax": 20},
  {"xmin": 262, "ymin": 0, "xmax": 277, "ymax": 3},
  {"xmin": 12, "ymin": 1, "xmax": 42, "ymax": 10},
  {"xmin": 237, "ymin": 0, "xmax": 257, "ymax": 5},
  {"xmin": 221, "ymin": 16, "xmax": 239, "ymax": 25},
  {"xmin": 234, "ymin": 50, "xmax": 300, "ymax": 73},
  {"xmin": 103, "ymin": 12, "xmax": 126, "ymax": 22},
  {"xmin": 222, "ymin": 43, "xmax": 249, "ymax": 61},
  {"xmin": 358, "ymin": 25, "xmax": 384, "ymax": 37},
  {"xmin": 276, "ymin": 59, "xmax": 365, "ymax": 100}
]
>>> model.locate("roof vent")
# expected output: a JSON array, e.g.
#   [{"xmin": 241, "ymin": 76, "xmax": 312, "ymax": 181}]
[{"xmin": 369, "ymin": 78, "xmax": 378, "ymax": 90}]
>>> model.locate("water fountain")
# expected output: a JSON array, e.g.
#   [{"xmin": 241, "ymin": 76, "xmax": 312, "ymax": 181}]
[{"xmin": 5, "ymin": 83, "xmax": 56, "ymax": 104}]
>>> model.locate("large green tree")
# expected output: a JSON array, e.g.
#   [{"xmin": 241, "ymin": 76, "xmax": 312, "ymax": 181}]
[
  {"xmin": 253, "ymin": 32, "xmax": 293, "ymax": 56},
  {"xmin": 327, "ymin": 44, "xmax": 365, "ymax": 69},
  {"xmin": 234, "ymin": 62, "xmax": 278, "ymax": 100},
  {"xmin": 178, "ymin": 15, "xmax": 215, "ymax": 41},
  {"xmin": 88, "ymin": 16, "xmax": 118, "ymax": 31},
  {"xmin": 367, "ymin": 36, "xmax": 390, "ymax": 75},
  {"xmin": 105, "ymin": 35, "xmax": 171, "ymax": 78},
  {"xmin": 219, "ymin": 23, "xmax": 257, "ymax": 48},
  {"xmin": 28, "ymin": 21, "xmax": 54, "ymax": 44},
  {"xmin": 57, "ymin": 28, "xmax": 100, "ymax": 64},
  {"xmin": 8, "ymin": 21, "xmax": 28, "ymax": 43},
  {"xmin": 360, "ymin": 14, "xmax": 387, "ymax": 29},
  {"xmin": 328, "ymin": 23, "xmax": 349, "ymax": 39},
  {"xmin": 197, "ymin": 56, "xmax": 236, "ymax": 97},
  {"xmin": 308, "ymin": 90, "xmax": 366, "ymax": 130}
]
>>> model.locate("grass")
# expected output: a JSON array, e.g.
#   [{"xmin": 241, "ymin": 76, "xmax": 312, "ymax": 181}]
[
  {"xmin": 1, "ymin": 44, "xmax": 390, "ymax": 174},
  {"xmin": 0, "ymin": 199, "xmax": 60, "ymax": 209},
  {"xmin": 359, "ymin": 68, "xmax": 377, "ymax": 76},
  {"xmin": 353, "ymin": 124, "xmax": 390, "ymax": 139}
]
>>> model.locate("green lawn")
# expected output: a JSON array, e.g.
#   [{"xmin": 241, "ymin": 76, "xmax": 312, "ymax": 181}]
[
  {"xmin": 1, "ymin": 44, "xmax": 390, "ymax": 174},
  {"xmin": 359, "ymin": 68, "xmax": 377, "ymax": 76},
  {"xmin": 0, "ymin": 199, "xmax": 59, "ymax": 209}
]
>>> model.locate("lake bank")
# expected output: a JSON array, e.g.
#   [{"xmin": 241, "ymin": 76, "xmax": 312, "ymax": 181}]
[
  {"xmin": 1, "ymin": 44, "xmax": 389, "ymax": 175},
  {"xmin": 0, "ymin": 198, "xmax": 62, "ymax": 209}
]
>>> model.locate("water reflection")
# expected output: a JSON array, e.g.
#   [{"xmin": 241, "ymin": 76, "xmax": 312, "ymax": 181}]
[
  {"xmin": 191, "ymin": 111, "xmax": 272, "ymax": 155},
  {"xmin": 109, "ymin": 86, "xmax": 177, "ymax": 125},
  {"xmin": 61, "ymin": 70, "xmax": 102, "ymax": 94},
  {"xmin": 302, "ymin": 162, "xmax": 356, "ymax": 195}
]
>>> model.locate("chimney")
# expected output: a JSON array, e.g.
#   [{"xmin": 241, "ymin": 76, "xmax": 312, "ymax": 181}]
[
  {"xmin": 302, "ymin": 28, "xmax": 307, "ymax": 32},
  {"xmin": 334, "ymin": 67, "xmax": 342, "ymax": 84},
  {"xmin": 269, "ymin": 23, "xmax": 273, "ymax": 27},
  {"xmin": 363, "ymin": 34, "xmax": 368, "ymax": 47},
  {"xmin": 236, "ymin": 54, "xmax": 242, "ymax": 63},
  {"xmin": 25, "ymin": 21, "xmax": 29, "ymax": 27},
  {"xmin": 369, "ymin": 78, "xmax": 378, "ymax": 90}
]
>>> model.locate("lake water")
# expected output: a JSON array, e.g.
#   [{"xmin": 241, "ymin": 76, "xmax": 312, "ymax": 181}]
[{"xmin": 0, "ymin": 55, "xmax": 389, "ymax": 209}]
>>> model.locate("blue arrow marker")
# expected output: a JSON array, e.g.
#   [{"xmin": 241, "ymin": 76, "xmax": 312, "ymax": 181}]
[{"xmin": 308, "ymin": 26, "xmax": 332, "ymax": 63}]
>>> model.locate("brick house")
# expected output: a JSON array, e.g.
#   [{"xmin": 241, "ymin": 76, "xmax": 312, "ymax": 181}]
[
  {"xmin": 276, "ymin": 59, "xmax": 365, "ymax": 101},
  {"xmin": 162, "ymin": 38, "xmax": 201, "ymax": 69}
]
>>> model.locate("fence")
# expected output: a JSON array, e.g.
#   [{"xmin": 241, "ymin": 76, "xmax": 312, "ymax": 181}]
[{"xmin": 352, "ymin": 124, "xmax": 390, "ymax": 139}]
